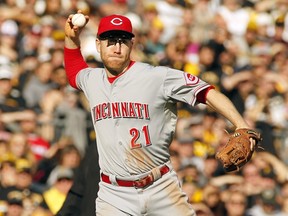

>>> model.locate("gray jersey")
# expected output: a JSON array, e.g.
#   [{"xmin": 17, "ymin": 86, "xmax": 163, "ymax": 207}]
[{"xmin": 76, "ymin": 62, "xmax": 211, "ymax": 177}]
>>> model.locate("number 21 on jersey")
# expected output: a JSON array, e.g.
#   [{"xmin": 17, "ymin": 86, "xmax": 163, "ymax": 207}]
[{"xmin": 130, "ymin": 125, "xmax": 152, "ymax": 149}]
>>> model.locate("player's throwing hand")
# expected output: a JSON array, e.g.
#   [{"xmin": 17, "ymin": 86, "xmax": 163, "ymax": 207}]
[{"xmin": 64, "ymin": 10, "xmax": 89, "ymax": 45}]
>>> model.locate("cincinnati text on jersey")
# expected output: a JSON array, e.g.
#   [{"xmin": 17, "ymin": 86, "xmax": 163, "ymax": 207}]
[{"xmin": 92, "ymin": 102, "xmax": 150, "ymax": 122}]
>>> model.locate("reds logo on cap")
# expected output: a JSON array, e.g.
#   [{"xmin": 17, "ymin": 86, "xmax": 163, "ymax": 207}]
[
  {"xmin": 111, "ymin": 18, "xmax": 123, "ymax": 26},
  {"xmin": 184, "ymin": 73, "xmax": 199, "ymax": 85},
  {"xmin": 97, "ymin": 14, "xmax": 135, "ymax": 38}
]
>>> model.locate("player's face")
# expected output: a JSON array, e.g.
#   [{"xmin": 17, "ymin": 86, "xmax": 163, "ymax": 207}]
[{"xmin": 96, "ymin": 36, "xmax": 133, "ymax": 76}]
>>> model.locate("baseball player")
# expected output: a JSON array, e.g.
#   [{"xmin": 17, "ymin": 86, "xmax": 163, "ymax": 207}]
[{"xmin": 64, "ymin": 12, "xmax": 255, "ymax": 216}]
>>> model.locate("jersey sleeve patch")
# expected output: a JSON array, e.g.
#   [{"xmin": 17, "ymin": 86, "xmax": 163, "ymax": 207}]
[{"xmin": 184, "ymin": 73, "xmax": 199, "ymax": 85}]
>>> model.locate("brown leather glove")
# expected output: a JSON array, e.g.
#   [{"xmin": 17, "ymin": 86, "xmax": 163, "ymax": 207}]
[{"xmin": 215, "ymin": 128, "xmax": 262, "ymax": 172}]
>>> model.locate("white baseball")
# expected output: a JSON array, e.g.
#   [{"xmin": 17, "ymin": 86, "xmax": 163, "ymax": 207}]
[{"xmin": 72, "ymin": 13, "xmax": 86, "ymax": 27}]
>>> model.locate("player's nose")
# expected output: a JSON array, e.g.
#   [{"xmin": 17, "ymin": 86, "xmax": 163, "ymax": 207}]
[{"xmin": 114, "ymin": 43, "xmax": 122, "ymax": 53}]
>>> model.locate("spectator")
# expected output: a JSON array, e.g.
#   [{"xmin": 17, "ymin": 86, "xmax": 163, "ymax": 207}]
[
  {"xmin": 253, "ymin": 152, "xmax": 288, "ymax": 184},
  {"xmin": 202, "ymin": 183, "xmax": 226, "ymax": 216},
  {"xmin": 16, "ymin": 53, "xmax": 39, "ymax": 92},
  {"xmin": 4, "ymin": 190, "xmax": 24, "ymax": 216},
  {"xmin": 0, "ymin": 19, "xmax": 19, "ymax": 62},
  {"xmin": 189, "ymin": 0, "xmax": 217, "ymax": 44},
  {"xmin": 182, "ymin": 179, "xmax": 202, "ymax": 204},
  {"xmin": 18, "ymin": 110, "xmax": 51, "ymax": 161},
  {"xmin": 43, "ymin": 0, "xmax": 63, "ymax": 16},
  {"xmin": 18, "ymin": 25, "xmax": 41, "ymax": 62},
  {"xmin": 12, "ymin": 159, "xmax": 50, "ymax": 215},
  {"xmin": 22, "ymin": 61, "xmax": 56, "ymax": 110},
  {"xmin": 7, "ymin": 133, "xmax": 36, "ymax": 165},
  {"xmin": 46, "ymin": 144, "xmax": 81, "ymax": 187},
  {"xmin": 216, "ymin": 0, "xmax": 250, "ymax": 37},
  {"xmin": 201, "ymin": 111, "xmax": 220, "ymax": 153},
  {"xmin": 33, "ymin": 136, "xmax": 74, "ymax": 189},
  {"xmin": 247, "ymin": 188, "xmax": 286, "ymax": 216},
  {"xmin": 186, "ymin": 114, "xmax": 213, "ymax": 160},
  {"xmin": 202, "ymin": 154, "xmax": 223, "ymax": 185},
  {"xmin": 88, "ymin": 0, "xmax": 131, "ymax": 17},
  {"xmin": 224, "ymin": 189, "xmax": 249, "ymax": 216},
  {"xmin": 142, "ymin": 17, "xmax": 165, "ymax": 65},
  {"xmin": 57, "ymin": 143, "xmax": 100, "ymax": 216},
  {"xmin": 244, "ymin": 72, "xmax": 282, "ymax": 156},
  {"xmin": 206, "ymin": 27, "xmax": 231, "ymax": 69},
  {"xmin": 0, "ymin": 156, "xmax": 17, "ymax": 201},
  {"xmin": 197, "ymin": 43, "xmax": 223, "ymax": 89},
  {"xmin": 176, "ymin": 132, "xmax": 203, "ymax": 170},
  {"xmin": 165, "ymin": 26, "xmax": 195, "ymax": 70},
  {"xmin": 51, "ymin": 88, "xmax": 89, "ymax": 155},
  {"xmin": 0, "ymin": 66, "xmax": 27, "ymax": 112},
  {"xmin": 0, "ymin": 139, "xmax": 9, "ymax": 158},
  {"xmin": 191, "ymin": 202, "xmax": 214, "ymax": 216},
  {"xmin": 50, "ymin": 48, "xmax": 65, "ymax": 70},
  {"xmin": 155, "ymin": 0, "xmax": 185, "ymax": 44},
  {"xmin": 43, "ymin": 168, "xmax": 74, "ymax": 215},
  {"xmin": 36, "ymin": 85, "xmax": 89, "ymax": 153},
  {"xmin": 38, "ymin": 16, "xmax": 57, "ymax": 61},
  {"xmin": 141, "ymin": 2, "xmax": 159, "ymax": 34},
  {"xmin": 50, "ymin": 66, "xmax": 68, "ymax": 91},
  {"xmin": 239, "ymin": 161, "xmax": 266, "ymax": 208},
  {"xmin": 180, "ymin": 164, "xmax": 202, "ymax": 186}
]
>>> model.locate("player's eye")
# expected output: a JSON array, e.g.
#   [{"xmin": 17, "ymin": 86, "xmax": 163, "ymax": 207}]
[{"xmin": 107, "ymin": 38, "xmax": 118, "ymax": 46}]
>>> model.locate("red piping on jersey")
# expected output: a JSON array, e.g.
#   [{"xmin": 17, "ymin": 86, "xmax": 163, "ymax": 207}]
[
  {"xmin": 107, "ymin": 61, "xmax": 135, "ymax": 83},
  {"xmin": 196, "ymin": 86, "xmax": 215, "ymax": 104},
  {"xmin": 64, "ymin": 47, "xmax": 88, "ymax": 89}
]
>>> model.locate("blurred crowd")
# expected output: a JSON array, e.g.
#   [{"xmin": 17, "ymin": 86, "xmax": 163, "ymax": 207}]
[{"xmin": 0, "ymin": 0, "xmax": 288, "ymax": 215}]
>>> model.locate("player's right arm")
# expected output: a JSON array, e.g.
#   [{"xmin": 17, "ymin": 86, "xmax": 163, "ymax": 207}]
[{"xmin": 64, "ymin": 11, "xmax": 89, "ymax": 89}]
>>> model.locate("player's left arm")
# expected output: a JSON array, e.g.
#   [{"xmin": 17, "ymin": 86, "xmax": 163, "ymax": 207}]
[{"xmin": 205, "ymin": 88, "xmax": 249, "ymax": 129}]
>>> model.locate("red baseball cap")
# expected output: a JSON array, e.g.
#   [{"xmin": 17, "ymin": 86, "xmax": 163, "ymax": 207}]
[{"xmin": 97, "ymin": 14, "xmax": 135, "ymax": 39}]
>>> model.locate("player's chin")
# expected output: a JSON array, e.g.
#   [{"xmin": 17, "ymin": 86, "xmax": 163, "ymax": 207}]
[
  {"xmin": 105, "ymin": 63, "xmax": 125, "ymax": 74},
  {"xmin": 108, "ymin": 61, "xmax": 124, "ymax": 69}
]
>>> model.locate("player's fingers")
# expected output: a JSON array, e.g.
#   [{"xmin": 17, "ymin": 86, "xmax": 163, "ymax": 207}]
[
  {"xmin": 72, "ymin": 24, "xmax": 86, "ymax": 34},
  {"xmin": 67, "ymin": 14, "xmax": 74, "ymax": 23},
  {"xmin": 73, "ymin": 25, "xmax": 80, "ymax": 31},
  {"xmin": 84, "ymin": 16, "xmax": 89, "ymax": 24},
  {"xmin": 249, "ymin": 138, "xmax": 256, "ymax": 151},
  {"xmin": 66, "ymin": 14, "xmax": 75, "ymax": 30}
]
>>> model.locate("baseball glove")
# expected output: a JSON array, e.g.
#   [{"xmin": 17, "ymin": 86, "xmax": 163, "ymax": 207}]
[{"xmin": 215, "ymin": 128, "xmax": 262, "ymax": 172}]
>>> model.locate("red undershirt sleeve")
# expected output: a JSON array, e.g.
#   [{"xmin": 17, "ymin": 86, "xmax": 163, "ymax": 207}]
[
  {"xmin": 196, "ymin": 86, "xmax": 215, "ymax": 104},
  {"xmin": 64, "ymin": 47, "xmax": 88, "ymax": 89}
]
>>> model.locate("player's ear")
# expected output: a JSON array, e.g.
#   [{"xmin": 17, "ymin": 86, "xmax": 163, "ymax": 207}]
[
  {"xmin": 96, "ymin": 38, "xmax": 101, "ymax": 52},
  {"xmin": 131, "ymin": 38, "xmax": 135, "ymax": 46}
]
